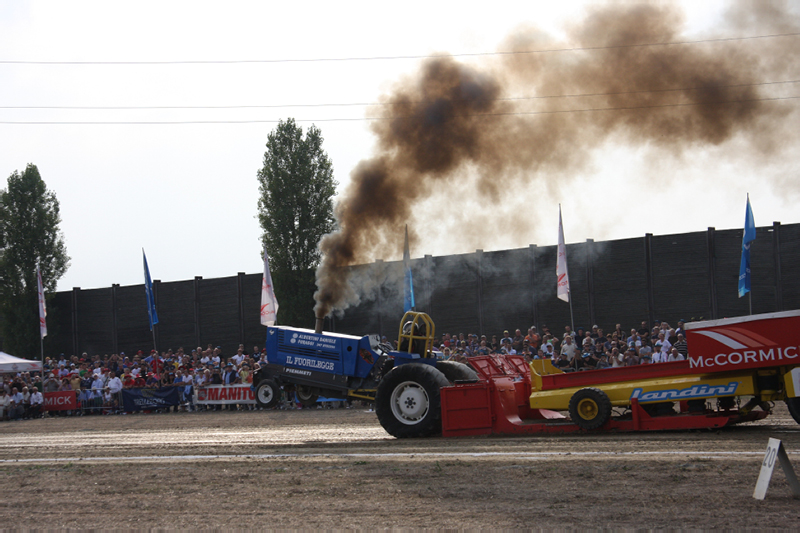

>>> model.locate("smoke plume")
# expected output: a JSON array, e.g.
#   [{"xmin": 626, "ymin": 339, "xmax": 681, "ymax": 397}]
[{"xmin": 314, "ymin": 1, "xmax": 799, "ymax": 319}]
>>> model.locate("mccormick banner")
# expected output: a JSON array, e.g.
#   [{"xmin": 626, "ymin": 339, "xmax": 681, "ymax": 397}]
[
  {"xmin": 195, "ymin": 384, "xmax": 256, "ymax": 405},
  {"xmin": 121, "ymin": 387, "xmax": 180, "ymax": 411},
  {"xmin": 44, "ymin": 391, "xmax": 77, "ymax": 411},
  {"xmin": 685, "ymin": 310, "xmax": 800, "ymax": 373}
]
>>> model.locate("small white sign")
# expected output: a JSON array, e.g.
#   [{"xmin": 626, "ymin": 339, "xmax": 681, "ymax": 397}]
[{"xmin": 753, "ymin": 438, "xmax": 800, "ymax": 500}]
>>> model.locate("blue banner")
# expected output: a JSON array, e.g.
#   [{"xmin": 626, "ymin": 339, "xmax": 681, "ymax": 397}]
[
  {"xmin": 121, "ymin": 387, "xmax": 180, "ymax": 412},
  {"xmin": 403, "ymin": 225, "xmax": 415, "ymax": 312},
  {"xmin": 738, "ymin": 196, "xmax": 756, "ymax": 298},
  {"xmin": 143, "ymin": 249, "xmax": 159, "ymax": 330}
]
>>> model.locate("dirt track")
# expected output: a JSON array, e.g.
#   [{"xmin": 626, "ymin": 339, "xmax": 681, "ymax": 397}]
[{"xmin": 2, "ymin": 406, "xmax": 800, "ymax": 529}]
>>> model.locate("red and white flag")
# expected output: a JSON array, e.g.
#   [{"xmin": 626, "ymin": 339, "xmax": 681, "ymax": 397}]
[
  {"xmin": 37, "ymin": 264, "xmax": 47, "ymax": 338},
  {"xmin": 556, "ymin": 206, "xmax": 570, "ymax": 303},
  {"xmin": 260, "ymin": 249, "xmax": 279, "ymax": 326}
]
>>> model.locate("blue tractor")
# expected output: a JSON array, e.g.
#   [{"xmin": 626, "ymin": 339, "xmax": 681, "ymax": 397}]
[{"xmin": 252, "ymin": 311, "xmax": 477, "ymax": 437}]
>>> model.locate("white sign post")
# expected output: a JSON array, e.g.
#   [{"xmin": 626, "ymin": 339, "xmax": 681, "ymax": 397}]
[{"xmin": 753, "ymin": 438, "xmax": 800, "ymax": 500}]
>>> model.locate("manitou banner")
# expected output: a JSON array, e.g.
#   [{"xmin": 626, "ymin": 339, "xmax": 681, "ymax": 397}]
[
  {"xmin": 44, "ymin": 391, "xmax": 77, "ymax": 411},
  {"xmin": 195, "ymin": 384, "xmax": 256, "ymax": 405}
]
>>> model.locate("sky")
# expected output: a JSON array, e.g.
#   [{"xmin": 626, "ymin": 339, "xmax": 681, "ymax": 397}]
[{"xmin": 0, "ymin": 0, "xmax": 797, "ymax": 292}]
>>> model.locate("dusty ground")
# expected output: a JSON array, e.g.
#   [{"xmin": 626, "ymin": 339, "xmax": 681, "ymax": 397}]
[{"xmin": 2, "ymin": 404, "xmax": 800, "ymax": 529}]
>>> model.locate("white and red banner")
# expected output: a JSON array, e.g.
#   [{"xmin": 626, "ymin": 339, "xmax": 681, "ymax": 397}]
[
  {"xmin": 260, "ymin": 248, "xmax": 279, "ymax": 326},
  {"xmin": 195, "ymin": 384, "xmax": 256, "ymax": 405},
  {"xmin": 556, "ymin": 206, "xmax": 570, "ymax": 302},
  {"xmin": 685, "ymin": 310, "xmax": 800, "ymax": 373},
  {"xmin": 37, "ymin": 264, "xmax": 47, "ymax": 339},
  {"xmin": 44, "ymin": 391, "xmax": 77, "ymax": 411}
]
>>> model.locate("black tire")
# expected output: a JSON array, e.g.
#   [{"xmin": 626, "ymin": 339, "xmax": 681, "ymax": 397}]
[
  {"xmin": 375, "ymin": 363, "xmax": 450, "ymax": 438},
  {"xmin": 254, "ymin": 379, "xmax": 280, "ymax": 408},
  {"xmin": 786, "ymin": 397, "xmax": 800, "ymax": 424},
  {"xmin": 436, "ymin": 360, "xmax": 479, "ymax": 383},
  {"xmin": 296, "ymin": 386, "xmax": 319, "ymax": 407},
  {"xmin": 569, "ymin": 387, "xmax": 612, "ymax": 430}
]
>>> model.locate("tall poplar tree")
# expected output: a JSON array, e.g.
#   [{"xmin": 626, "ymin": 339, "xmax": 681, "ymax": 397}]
[
  {"xmin": 257, "ymin": 119, "xmax": 336, "ymax": 327},
  {"xmin": 0, "ymin": 164, "xmax": 69, "ymax": 357}
]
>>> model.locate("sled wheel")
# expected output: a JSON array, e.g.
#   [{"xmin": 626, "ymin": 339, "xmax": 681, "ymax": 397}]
[
  {"xmin": 569, "ymin": 387, "xmax": 612, "ymax": 430},
  {"xmin": 786, "ymin": 397, "xmax": 800, "ymax": 425},
  {"xmin": 255, "ymin": 379, "xmax": 280, "ymax": 408},
  {"xmin": 435, "ymin": 360, "xmax": 479, "ymax": 383},
  {"xmin": 376, "ymin": 363, "xmax": 449, "ymax": 438}
]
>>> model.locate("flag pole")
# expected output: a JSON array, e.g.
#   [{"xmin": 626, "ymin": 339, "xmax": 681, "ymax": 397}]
[{"xmin": 569, "ymin": 291, "xmax": 575, "ymax": 334}]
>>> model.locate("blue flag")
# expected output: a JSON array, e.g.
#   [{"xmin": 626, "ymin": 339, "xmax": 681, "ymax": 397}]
[
  {"xmin": 143, "ymin": 249, "xmax": 159, "ymax": 330},
  {"xmin": 738, "ymin": 195, "xmax": 756, "ymax": 298},
  {"xmin": 403, "ymin": 225, "xmax": 415, "ymax": 313}
]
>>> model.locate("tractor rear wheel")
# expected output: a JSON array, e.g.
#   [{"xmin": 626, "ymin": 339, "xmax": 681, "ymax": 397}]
[
  {"xmin": 436, "ymin": 360, "xmax": 479, "ymax": 383},
  {"xmin": 786, "ymin": 397, "xmax": 800, "ymax": 424},
  {"xmin": 376, "ymin": 363, "xmax": 450, "ymax": 438},
  {"xmin": 254, "ymin": 379, "xmax": 280, "ymax": 408},
  {"xmin": 296, "ymin": 386, "xmax": 319, "ymax": 407},
  {"xmin": 569, "ymin": 388, "xmax": 612, "ymax": 430}
]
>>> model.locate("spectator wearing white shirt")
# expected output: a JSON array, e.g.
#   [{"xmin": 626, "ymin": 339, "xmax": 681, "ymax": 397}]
[
  {"xmin": 560, "ymin": 336, "xmax": 578, "ymax": 360},
  {"xmin": 0, "ymin": 390, "xmax": 9, "ymax": 420},
  {"xmin": 106, "ymin": 372, "xmax": 123, "ymax": 394},
  {"xmin": 29, "ymin": 387, "xmax": 44, "ymax": 419},
  {"xmin": 667, "ymin": 347, "xmax": 685, "ymax": 362}
]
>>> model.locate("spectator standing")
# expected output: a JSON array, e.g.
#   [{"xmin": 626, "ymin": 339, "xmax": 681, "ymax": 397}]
[
  {"xmin": 107, "ymin": 372, "xmax": 123, "ymax": 395},
  {"xmin": 560, "ymin": 336, "xmax": 578, "ymax": 361}
]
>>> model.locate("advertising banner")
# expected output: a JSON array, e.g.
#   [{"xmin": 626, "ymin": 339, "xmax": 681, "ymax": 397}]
[
  {"xmin": 44, "ymin": 391, "xmax": 77, "ymax": 411},
  {"xmin": 195, "ymin": 384, "xmax": 256, "ymax": 405},
  {"xmin": 121, "ymin": 387, "xmax": 180, "ymax": 412}
]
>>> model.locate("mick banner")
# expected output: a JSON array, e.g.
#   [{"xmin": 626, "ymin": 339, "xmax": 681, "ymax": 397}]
[
  {"xmin": 685, "ymin": 310, "xmax": 800, "ymax": 373},
  {"xmin": 195, "ymin": 384, "xmax": 256, "ymax": 405},
  {"xmin": 44, "ymin": 391, "xmax": 77, "ymax": 411},
  {"xmin": 121, "ymin": 387, "xmax": 180, "ymax": 412}
]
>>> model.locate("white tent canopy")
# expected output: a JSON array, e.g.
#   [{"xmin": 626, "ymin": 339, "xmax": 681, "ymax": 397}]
[{"xmin": 0, "ymin": 351, "xmax": 42, "ymax": 373}]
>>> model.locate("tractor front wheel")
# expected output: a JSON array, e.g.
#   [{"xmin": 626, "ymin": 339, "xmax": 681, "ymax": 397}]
[
  {"xmin": 569, "ymin": 387, "xmax": 612, "ymax": 430},
  {"xmin": 254, "ymin": 379, "xmax": 280, "ymax": 408},
  {"xmin": 376, "ymin": 363, "xmax": 450, "ymax": 438}
]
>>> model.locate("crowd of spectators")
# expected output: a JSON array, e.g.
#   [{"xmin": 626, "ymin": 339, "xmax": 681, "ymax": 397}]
[
  {"xmin": 0, "ymin": 343, "xmax": 274, "ymax": 421},
  {"xmin": 439, "ymin": 319, "xmax": 689, "ymax": 373},
  {"xmin": 1, "ymin": 318, "xmax": 691, "ymax": 420}
]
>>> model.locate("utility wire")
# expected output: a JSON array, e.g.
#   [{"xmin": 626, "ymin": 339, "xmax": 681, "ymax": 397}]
[
  {"xmin": 1, "ymin": 95, "xmax": 797, "ymax": 125},
  {"xmin": 0, "ymin": 32, "xmax": 797, "ymax": 65},
  {"xmin": 2, "ymin": 79, "xmax": 798, "ymax": 111}
]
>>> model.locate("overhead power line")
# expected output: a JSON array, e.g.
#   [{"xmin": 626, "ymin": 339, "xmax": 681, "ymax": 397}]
[
  {"xmin": 0, "ymin": 95, "xmax": 797, "ymax": 125},
  {"xmin": 0, "ymin": 32, "xmax": 797, "ymax": 65},
  {"xmin": 1, "ymin": 79, "xmax": 797, "ymax": 111}
]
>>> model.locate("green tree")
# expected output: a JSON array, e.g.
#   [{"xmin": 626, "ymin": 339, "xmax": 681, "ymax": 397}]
[
  {"xmin": 0, "ymin": 164, "xmax": 69, "ymax": 358},
  {"xmin": 257, "ymin": 119, "xmax": 337, "ymax": 327}
]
